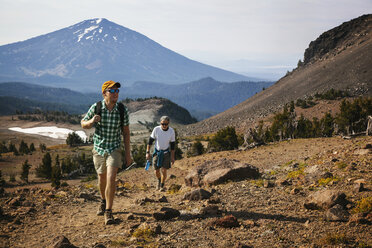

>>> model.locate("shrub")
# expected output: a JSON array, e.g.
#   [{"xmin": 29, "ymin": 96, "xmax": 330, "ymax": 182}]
[
  {"xmin": 353, "ymin": 197, "xmax": 372, "ymax": 214},
  {"xmin": 187, "ymin": 140, "xmax": 205, "ymax": 157},
  {"xmin": 319, "ymin": 232, "xmax": 351, "ymax": 246},
  {"xmin": 318, "ymin": 177, "xmax": 339, "ymax": 186},
  {"xmin": 132, "ymin": 227, "xmax": 155, "ymax": 241},
  {"xmin": 209, "ymin": 126, "xmax": 239, "ymax": 151},
  {"xmin": 66, "ymin": 132, "xmax": 84, "ymax": 147}
]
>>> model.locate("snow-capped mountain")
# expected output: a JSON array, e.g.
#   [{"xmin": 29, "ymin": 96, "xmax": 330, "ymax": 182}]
[{"xmin": 0, "ymin": 18, "xmax": 251, "ymax": 90}]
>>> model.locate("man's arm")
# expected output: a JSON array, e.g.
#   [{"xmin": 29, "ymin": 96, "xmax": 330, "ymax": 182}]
[
  {"xmin": 122, "ymin": 125, "xmax": 133, "ymax": 166},
  {"xmin": 170, "ymin": 141, "xmax": 175, "ymax": 165},
  {"xmin": 146, "ymin": 137, "xmax": 155, "ymax": 161},
  {"xmin": 81, "ymin": 115, "xmax": 100, "ymax": 129}
]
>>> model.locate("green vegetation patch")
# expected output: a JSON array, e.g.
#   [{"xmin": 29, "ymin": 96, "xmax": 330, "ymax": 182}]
[
  {"xmin": 319, "ymin": 232, "xmax": 352, "ymax": 246},
  {"xmin": 353, "ymin": 197, "xmax": 372, "ymax": 214},
  {"xmin": 318, "ymin": 177, "xmax": 339, "ymax": 186}
]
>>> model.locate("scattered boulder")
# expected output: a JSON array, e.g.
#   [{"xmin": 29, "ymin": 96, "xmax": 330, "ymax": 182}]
[
  {"xmin": 135, "ymin": 197, "xmax": 155, "ymax": 205},
  {"xmin": 185, "ymin": 159, "xmax": 259, "ymax": 187},
  {"xmin": 77, "ymin": 192, "xmax": 96, "ymax": 201},
  {"xmin": 304, "ymin": 190, "xmax": 347, "ymax": 210},
  {"xmin": 209, "ymin": 215, "xmax": 240, "ymax": 228},
  {"xmin": 153, "ymin": 207, "xmax": 180, "ymax": 221},
  {"xmin": 353, "ymin": 182, "xmax": 365, "ymax": 193},
  {"xmin": 51, "ymin": 235, "xmax": 78, "ymax": 248},
  {"xmin": 263, "ymin": 180, "xmax": 274, "ymax": 188},
  {"xmin": 183, "ymin": 188, "xmax": 212, "ymax": 201},
  {"xmin": 200, "ymin": 205, "xmax": 220, "ymax": 216},
  {"xmin": 158, "ymin": 196, "xmax": 168, "ymax": 203},
  {"xmin": 275, "ymin": 177, "xmax": 291, "ymax": 187},
  {"xmin": 324, "ymin": 204, "xmax": 350, "ymax": 222}
]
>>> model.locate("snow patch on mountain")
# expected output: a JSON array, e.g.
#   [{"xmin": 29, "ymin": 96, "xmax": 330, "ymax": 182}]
[{"xmin": 77, "ymin": 25, "xmax": 99, "ymax": 42}]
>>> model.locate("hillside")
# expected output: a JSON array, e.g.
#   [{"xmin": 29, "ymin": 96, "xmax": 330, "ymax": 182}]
[
  {"xmin": 0, "ymin": 18, "xmax": 251, "ymax": 90},
  {"xmin": 181, "ymin": 14, "xmax": 372, "ymax": 136},
  {"xmin": 124, "ymin": 98, "xmax": 197, "ymax": 125}
]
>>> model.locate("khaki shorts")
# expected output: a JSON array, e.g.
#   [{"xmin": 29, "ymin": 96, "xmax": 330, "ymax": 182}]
[
  {"xmin": 152, "ymin": 152, "xmax": 171, "ymax": 170},
  {"xmin": 92, "ymin": 148, "xmax": 122, "ymax": 174}
]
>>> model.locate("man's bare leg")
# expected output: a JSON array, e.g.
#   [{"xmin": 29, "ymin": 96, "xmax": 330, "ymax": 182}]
[{"xmin": 105, "ymin": 166, "xmax": 118, "ymax": 210}]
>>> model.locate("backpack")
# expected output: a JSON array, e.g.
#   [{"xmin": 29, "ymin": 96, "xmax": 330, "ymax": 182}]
[{"xmin": 94, "ymin": 101, "xmax": 126, "ymax": 127}]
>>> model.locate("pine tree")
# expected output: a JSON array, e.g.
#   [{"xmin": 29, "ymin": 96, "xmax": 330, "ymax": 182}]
[
  {"xmin": 21, "ymin": 160, "xmax": 31, "ymax": 183},
  {"xmin": 51, "ymin": 164, "xmax": 62, "ymax": 189},
  {"xmin": 29, "ymin": 143, "xmax": 36, "ymax": 152},
  {"xmin": 19, "ymin": 140, "xmax": 29, "ymax": 155},
  {"xmin": 36, "ymin": 152, "xmax": 52, "ymax": 179}
]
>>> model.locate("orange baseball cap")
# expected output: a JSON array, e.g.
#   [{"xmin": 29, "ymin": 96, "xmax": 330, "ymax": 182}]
[{"xmin": 102, "ymin": 80, "xmax": 121, "ymax": 93}]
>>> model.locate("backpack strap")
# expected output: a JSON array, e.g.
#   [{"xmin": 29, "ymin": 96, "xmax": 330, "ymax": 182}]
[
  {"xmin": 94, "ymin": 101, "xmax": 102, "ymax": 117},
  {"xmin": 95, "ymin": 100, "xmax": 125, "ymax": 127},
  {"xmin": 117, "ymin": 102, "xmax": 125, "ymax": 127}
]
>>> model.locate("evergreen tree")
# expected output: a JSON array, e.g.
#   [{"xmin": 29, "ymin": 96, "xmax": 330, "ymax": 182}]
[
  {"xmin": 321, "ymin": 112, "xmax": 334, "ymax": 137},
  {"xmin": 8, "ymin": 143, "xmax": 18, "ymax": 155},
  {"xmin": 39, "ymin": 143, "xmax": 47, "ymax": 152},
  {"xmin": 66, "ymin": 132, "xmax": 84, "ymax": 147},
  {"xmin": 0, "ymin": 142, "xmax": 8, "ymax": 153},
  {"xmin": 21, "ymin": 160, "xmax": 31, "ymax": 183},
  {"xmin": 19, "ymin": 140, "xmax": 30, "ymax": 155},
  {"xmin": 209, "ymin": 126, "xmax": 239, "ymax": 151},
  {"xmin": 51, "ymin": 164, "xmax": 62, "ymax": 189},
  {"xmin": 29, "ymin": 143, "xmax": 36, "ymax": 152},
  {"xmin": 36, "ymin": 152, "xmax": 52, "ymax": 179},
  {"xmin": 0, "ymin": 170, "xmax": 5, "ymax": 186}
]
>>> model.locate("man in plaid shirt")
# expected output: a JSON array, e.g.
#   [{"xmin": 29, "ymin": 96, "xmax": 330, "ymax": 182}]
[{"xmin": 81, "ymin": 80, "xmax": 133, "ymax": 225}]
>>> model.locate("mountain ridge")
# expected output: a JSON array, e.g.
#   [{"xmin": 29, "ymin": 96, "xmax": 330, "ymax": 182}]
[
  {"xmin": 181, "ymin": 14, "xmax": 372, "ymax": 136},
  {"xmin": 0, "ymin": 18, "xmax": 252, "ymax": 90}
]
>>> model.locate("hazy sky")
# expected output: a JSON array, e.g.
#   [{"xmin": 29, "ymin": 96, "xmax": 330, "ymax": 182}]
[{"xmin": 0, "ymin": 0, "xmax": 371, "ymax": 80}]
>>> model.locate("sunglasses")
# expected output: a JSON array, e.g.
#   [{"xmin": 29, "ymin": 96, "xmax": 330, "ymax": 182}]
[
  {"xmin": 107, "ymin": 89, "xmax": 120, "ymax": 93},
  {"xmin": 161, "ymin": 122, "xmax": 169, "ymax": 126}
]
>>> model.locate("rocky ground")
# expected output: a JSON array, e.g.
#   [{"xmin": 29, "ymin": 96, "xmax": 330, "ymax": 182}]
[{"xmin": 0, "ymin": 135, "xmax": 371, "ymax": 248}]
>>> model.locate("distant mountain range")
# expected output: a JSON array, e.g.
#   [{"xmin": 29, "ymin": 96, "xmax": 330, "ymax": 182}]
[
  {"xmin": 0, "ymin": 78, "xmax": 273, "ymax": 120},
  {"xmin": 0, "ymin": 18, "xmax": 254, "ymax": 90},
  {"xmin": 181, "ymin": 14, "xmax": 372, "ymax": 135},
  {"xmin": 121, "ymin": 77, "xmax": 274, "ymax": 120}
]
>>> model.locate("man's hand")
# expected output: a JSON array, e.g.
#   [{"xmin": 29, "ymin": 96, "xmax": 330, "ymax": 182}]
[
  {"xmin": 92, "ymin": 115, "xmax": 101, "ymax": 123},
  {"xmin": 126, "ymin": 157, "xmax": 134, "ymax": 167},
  {"xmin": 146, "ymin": 153, "xmax": 151, "ymax": 161}
]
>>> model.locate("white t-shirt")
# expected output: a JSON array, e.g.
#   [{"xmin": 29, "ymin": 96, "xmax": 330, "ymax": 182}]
[{"xmin": 150, "ymin": 126, "xmax": 176, "ymax": 151}]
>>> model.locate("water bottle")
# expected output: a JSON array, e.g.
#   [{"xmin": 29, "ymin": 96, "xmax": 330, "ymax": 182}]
[{"xmin": 145, "ymin": 160, "xmax": 151, "ymax": 170}]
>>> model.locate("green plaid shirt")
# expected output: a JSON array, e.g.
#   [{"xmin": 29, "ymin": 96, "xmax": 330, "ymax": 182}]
[{"xmin": 83, "ymin": 100, "xmax": 129, "ymax": 156}]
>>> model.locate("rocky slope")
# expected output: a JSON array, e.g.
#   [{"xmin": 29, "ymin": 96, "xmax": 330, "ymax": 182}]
[
  {"xmin": 181, "ymin": 14, "xmax": 372, "ymax": 136},
  {"xmin": 1, "ymin": 136, "xmax": 371, "ymax": 247}
]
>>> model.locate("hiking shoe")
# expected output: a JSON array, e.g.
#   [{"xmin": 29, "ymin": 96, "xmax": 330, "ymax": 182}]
[
  {"xmin": 104, "ymin": 210, "xmax": 115, "ymax": 225},
  {"xmin": 97, "ymin": 200, "xmax": 106, "ymax": 216},
  {"xmin": 159, "ymin": 187, "xmax": 166, "ymax": 192}
]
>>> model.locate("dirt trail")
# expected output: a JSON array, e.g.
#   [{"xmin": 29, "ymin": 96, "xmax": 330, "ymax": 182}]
[{"xmin": 1, "ymin": 136, "xmax": 371, "ymax": 247}]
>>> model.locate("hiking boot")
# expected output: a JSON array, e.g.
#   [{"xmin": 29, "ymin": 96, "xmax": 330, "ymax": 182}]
[
  {"xmin": 97, "ymin": 200, "xmax": 106, "ymax": 216},
  {"xmin": 159, "ymin": 183, "xmax": 166, "ymax": 192},
  {"xmin": 104, "ymin": 210, "xmax": 115, "ymax": 225}
]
